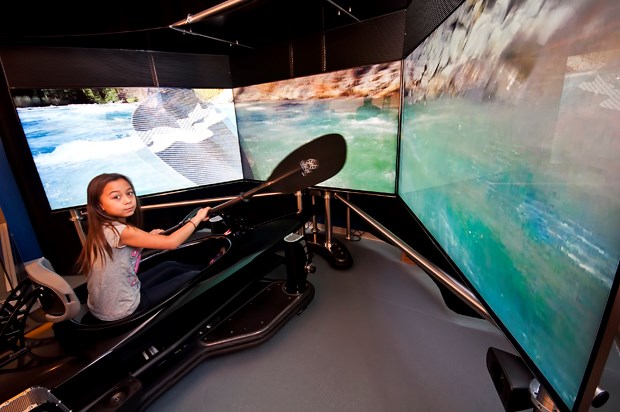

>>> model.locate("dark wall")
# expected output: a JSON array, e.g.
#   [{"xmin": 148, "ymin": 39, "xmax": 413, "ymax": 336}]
[
  {"xmin": 228, "ymin": 0, "xmax": 466, "ymax": 86},
  {"xmin": 230, "ymin": 11, "xmax": 406, "ymax": 87},
  {"xmin": 403, "ymin": 0, "xmax": 465, "ymax": 55},
  {"xmin": 0, "ymin": 47, "xmax": 232, "ymax": 88}
]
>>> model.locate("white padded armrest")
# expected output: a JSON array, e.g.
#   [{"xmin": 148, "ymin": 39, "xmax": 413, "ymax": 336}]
[{"xmin": 25, "ymin": 257, "xmax": 80, "ymax": 322}]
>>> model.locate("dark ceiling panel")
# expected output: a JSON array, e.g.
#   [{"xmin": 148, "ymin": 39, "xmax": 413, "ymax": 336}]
[
  {"xmin": 152, "ymin": 52, "xmax": 232, "ymax": 87},
  {"xmin": 326, "ymin": 11, "xmax": 406, "ymax": 71},
  {"xmin": 229, "ymin": 42, "xmax": 293, "ymax": 87},
  {"xmin": 0, "ymin": 47, "xmax": 155, "ymax": 88},
  {"xmin": 404, "ymin": 0, "xmax": 465, "ymax": 55},
  {"xmin": 0, "ymin": 0, "xmax": 411, "ymax": 56}
]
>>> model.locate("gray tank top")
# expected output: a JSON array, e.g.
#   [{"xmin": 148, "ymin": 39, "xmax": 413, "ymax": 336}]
[{"xmin": 87, "ymin": 222, "xmax": 142, "ymax": 321}]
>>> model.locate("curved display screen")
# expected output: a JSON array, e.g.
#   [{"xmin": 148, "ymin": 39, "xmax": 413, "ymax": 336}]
[{"xmin": 399, "ymin": 0, "xmax": 620, "ymax": 410}]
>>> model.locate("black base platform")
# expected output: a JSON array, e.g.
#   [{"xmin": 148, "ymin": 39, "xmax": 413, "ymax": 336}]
[
  {"xmin": 307, "ymin": 232, "xmax": 353, "ymax": 270},
  {"xmin": 134, "ymin": 277, "xmax": 315, "ymax": 411},
  {"xmin": 201, "ymin": 279, "xmax": 315, "ymax": 356}
]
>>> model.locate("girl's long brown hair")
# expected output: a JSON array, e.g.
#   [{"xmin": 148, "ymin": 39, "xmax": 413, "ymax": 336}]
[{"xmin": 76, "ymin": 173, "xmax": 143, "ymax": 276}]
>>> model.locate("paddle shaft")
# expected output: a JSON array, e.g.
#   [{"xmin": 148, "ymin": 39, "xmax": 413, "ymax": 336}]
[{"xmin": 209, "ymin": 166, "xmax": 301, "ymax": 215}]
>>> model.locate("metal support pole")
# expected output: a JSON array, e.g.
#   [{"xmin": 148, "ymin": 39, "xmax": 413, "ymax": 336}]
[
  {"xmin": 69, "ymin": 208, "xmax": 86, "ymax": 246},
  {"xmin": 311, "ymin": 193, "xmax": 319, "ymax": 240},
  {"xmin": 296, "ymin": 191, "xmax": 305, "ymax": 236},
  {"xmin": 324, "ymin": 191, "xmax": 332, "ymax": 250},
  {"xmin": 345, "ymin": 192, "xmax": 352, "ymax": 241}
]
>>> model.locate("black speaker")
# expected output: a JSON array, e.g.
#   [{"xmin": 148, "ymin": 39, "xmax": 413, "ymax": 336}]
[
  {"xmin": 283, "ymin": 233, "xmax": 310, "ymax": 294},
  {"xmin": 486, "ymin": 347, "xmax": 534, "ymax": 412}
]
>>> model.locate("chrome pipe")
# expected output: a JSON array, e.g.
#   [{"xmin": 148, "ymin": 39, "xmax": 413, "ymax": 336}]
[
  {"xmin": 345, "ymin": 192, "xmax": 352, "ymax": 240},
  {"xmin": 295, "ymin": 190, "xmax": 303, "ymax": 214},
  {"xmin": 296, "ymin": 190, "xmax": 304, "ymax": 236},
  {"xmin": 69, "ymin": 208, "xmax": 86, "ymax": 246},
  {"xmin": 324, "ymin": 191, "xmax": 332, "ymax": 250},
  {"xmin": 73, "ymin": 192, "xmax": 284, "ymax": 241},
  {"xmin": 170, "ymin": 0, "xmax": 252, "ymax": 27}
]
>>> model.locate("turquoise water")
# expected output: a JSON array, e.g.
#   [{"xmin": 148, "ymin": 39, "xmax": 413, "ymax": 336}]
[
  {"xmin": 399, "ymin": 97, "xmax": 619, "ymax": 406},
  {"xmin": 235, "ymin": 98, "xmax": 399, "ymax": 194}
]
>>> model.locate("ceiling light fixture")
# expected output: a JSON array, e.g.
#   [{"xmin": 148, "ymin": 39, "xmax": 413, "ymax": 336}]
[{"xmin": 325, "ymin": 0, "xmax": 360, "ymax": 22}]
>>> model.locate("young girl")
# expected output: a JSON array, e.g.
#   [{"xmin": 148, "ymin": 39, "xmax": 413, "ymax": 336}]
[{"xmin": 77, "ymin": 173, "xmax": 210, "ymax": 321}]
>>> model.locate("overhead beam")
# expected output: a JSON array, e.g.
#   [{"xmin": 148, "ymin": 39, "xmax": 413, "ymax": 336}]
[{"xmin": 170, "ymin": 0, "xmax": 254, "ymax": 27}]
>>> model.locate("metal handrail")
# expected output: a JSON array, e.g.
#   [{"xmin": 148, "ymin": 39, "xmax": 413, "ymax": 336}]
[
  {"xmin": 69, "ymin": 192, "xmax": 285, "ymax": 246},
  {"xmin": 333, "ymin": 192, "xmax": 494, "ymax": 325}
]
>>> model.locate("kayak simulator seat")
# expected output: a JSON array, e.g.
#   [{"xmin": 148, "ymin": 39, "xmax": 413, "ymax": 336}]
[
  {"xmin": 25, "ymin": 257, "xmax": 81, "ymax": 323},
  {"xmin": 58, "ymin": 234, "xmax": 233, "ymax": 334},
  {"xmin": 0, "ymin": 258, "xmax": 80, "ymax": 368},
  {"xmin": 1, "ymin": 235, "xmax": 235, "ymax": 367}
]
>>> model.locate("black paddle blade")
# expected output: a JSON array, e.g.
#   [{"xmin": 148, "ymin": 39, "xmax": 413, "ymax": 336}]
[{"xmin": 266, "ymin": 133, "xmax": 347, "ymax": 193}]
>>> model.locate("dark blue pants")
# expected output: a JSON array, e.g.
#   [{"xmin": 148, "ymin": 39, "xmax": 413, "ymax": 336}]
[{"xmin": 137, "ymin": 261, "xmax": 201, "ymax": 310}]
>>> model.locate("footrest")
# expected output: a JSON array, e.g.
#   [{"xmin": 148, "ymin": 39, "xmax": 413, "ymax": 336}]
[
  {"xmin": 200, "ymin": 280, "xmax": 315, "ymax": 356},
  {"xmin": 307, "ymin": 233, "xmax": 353, "ymax": 269}
]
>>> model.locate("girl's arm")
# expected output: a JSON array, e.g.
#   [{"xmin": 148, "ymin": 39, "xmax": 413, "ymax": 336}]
[{"xmin": 120, "ymin": 207, "xmax": 210, "ymax": 250}]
